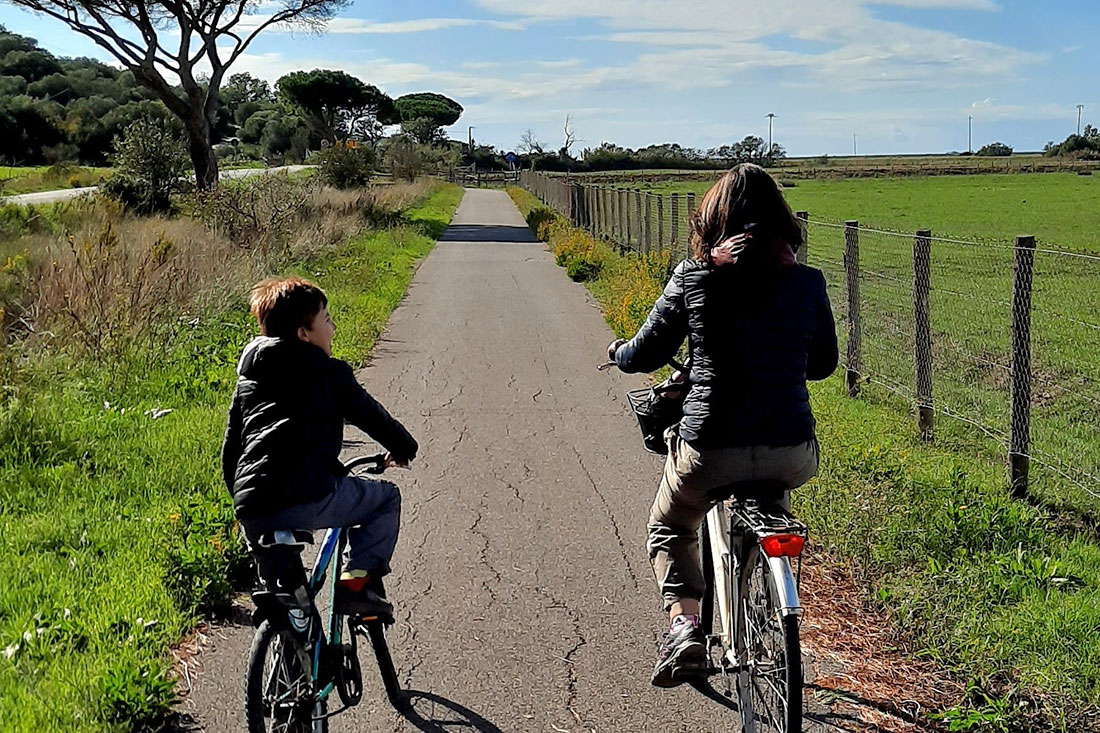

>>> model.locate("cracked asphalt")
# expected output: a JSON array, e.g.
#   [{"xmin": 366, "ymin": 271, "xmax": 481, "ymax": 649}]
[{"xmin": 183, "ymin": 189, "xmax": 747, "ymax": 732}]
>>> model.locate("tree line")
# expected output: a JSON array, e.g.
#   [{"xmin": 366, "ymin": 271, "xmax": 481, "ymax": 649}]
[{"xmin": 0, "ymin": 25, "xmax": 463, "ymax": 173}]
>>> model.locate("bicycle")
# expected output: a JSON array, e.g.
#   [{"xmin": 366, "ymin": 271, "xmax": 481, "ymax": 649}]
[
  {"xmin": 607, "ymin": 357, "xmax": 808, "ymax": 732},
  {"xmin": 700, "ymin": 486, "xmax": 807, "ymax": 733},
  {"xmin": 244, "ymin": 452, "xmax": 404, "ymax": 733}
]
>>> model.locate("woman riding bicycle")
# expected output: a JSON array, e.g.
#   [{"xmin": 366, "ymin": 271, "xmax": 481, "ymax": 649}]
[{"xmin": 608, "ymin": 163, "xmax": 838, "ymax": 688}]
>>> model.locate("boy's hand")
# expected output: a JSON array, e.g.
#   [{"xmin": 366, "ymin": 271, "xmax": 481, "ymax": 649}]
[
  {"xmin": 384, "ymin": 453, "xmax": 411, "ymax": 470},
  {"xmin": 608, "ymin": 338, "xmax": 628, "ymax": 362}
]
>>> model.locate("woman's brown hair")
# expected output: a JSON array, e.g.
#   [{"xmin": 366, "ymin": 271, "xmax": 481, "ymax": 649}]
[{"xmin": 688, "ymin": 163, "xmax": 804, "ymax": 264}]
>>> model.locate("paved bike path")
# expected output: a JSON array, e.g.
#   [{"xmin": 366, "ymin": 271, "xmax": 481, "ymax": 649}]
[{"xmin": 184, "ymin": 189, "xmax": 746, "ymax": 732}]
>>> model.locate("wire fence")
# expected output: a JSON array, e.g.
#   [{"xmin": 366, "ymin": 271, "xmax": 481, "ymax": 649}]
[{"xmin": 520, "ymin": 171, "xmax": 1100, "ymax": 518}]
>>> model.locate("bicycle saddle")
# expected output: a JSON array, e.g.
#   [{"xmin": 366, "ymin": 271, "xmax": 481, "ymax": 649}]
[
  {"xmin": 256, "ymin": 529, "xmax": 314, "ymax": 548},
  {"xmin": 706, "ymin": 479, "xmax": 789, "ymax": 505}
]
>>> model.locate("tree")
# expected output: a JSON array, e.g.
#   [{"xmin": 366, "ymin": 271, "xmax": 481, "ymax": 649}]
[
  {"xmin": 975, "ymin": 141, "xmax": 1013, "ymax": 157},
  {"xmin": 394, "ymin": 92, "xmax": 462, "ymax": 145},
  {"xmin": 517, "ymin": 128, "xmax": 545, "ymax": 155},
  {"xmin": 278, "ymin": 69, "xmax": 396, "ymax": 146},
  {"xmin": 7, "ymin": 0, "xmax": 351, "ymax": 189}
]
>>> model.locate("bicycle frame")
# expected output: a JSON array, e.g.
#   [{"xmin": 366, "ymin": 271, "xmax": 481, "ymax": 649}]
[
  {"xmin": 304, "ymin": 526, "xmax": 346, "ymax": 702},
  {"xmin": 704, "ymin": 501, "xmax": 803, "ymax": 671}
]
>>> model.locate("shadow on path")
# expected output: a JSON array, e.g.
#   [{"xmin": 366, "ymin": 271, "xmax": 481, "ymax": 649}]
[
  {"xmin": 395, "ymin": 690, "xmax": 506, "ymax": 733},
  {"xmin": 437, "ymin": 224, "xmax": 538, "ymax": 244}
]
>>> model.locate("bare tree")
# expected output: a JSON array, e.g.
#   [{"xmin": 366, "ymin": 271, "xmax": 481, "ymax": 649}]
[
  {"xmin": 517, "ymin": 128, "xmax": 544, "ymax": 155},
  {"xmin": 560, "ymin": 114, "xmax": 578, "ymax": 158},
  {"xmin": 9, "ymin": 0, "xmax": 350, "ymax": 188}
]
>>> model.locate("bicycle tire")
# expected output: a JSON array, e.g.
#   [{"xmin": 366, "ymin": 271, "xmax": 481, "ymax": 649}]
[
  {"xmin": 735, "ymin": 547, "xmax": 802, "ymax": 733},
  {"xmin": 246, "ymin": 620, "xmax": 328, "ymax": 733},
  {"xmin": 366, "ymin": 621, "xmax": 405, "ymax": 710}
]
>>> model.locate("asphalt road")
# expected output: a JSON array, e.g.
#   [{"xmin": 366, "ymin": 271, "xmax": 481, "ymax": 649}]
[
  {"xmin": 183, "ymin": 188, "xmax": 751, "ymax": 732},
  {"xmin": 0, "ymin": 165, "xmax": 312, "ymax": 205}
]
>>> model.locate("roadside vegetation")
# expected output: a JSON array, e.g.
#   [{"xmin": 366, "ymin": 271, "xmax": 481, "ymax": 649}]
[
  {"xmin": 508, "ymin": 186, "xmax": 1100, "ymax": 731},
  {"xmin": 0, "ymin": 174, "xmax": 462, "ymax": 730}
]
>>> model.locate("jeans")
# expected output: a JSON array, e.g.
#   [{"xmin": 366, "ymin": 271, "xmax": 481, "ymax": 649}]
[
  {"xmin": 241, "ymin": 476, "xmax": 402, "ymax": 577},
  {"xmin": 647, "ymin": 432, "xmax": 818, "ymax": 610}
]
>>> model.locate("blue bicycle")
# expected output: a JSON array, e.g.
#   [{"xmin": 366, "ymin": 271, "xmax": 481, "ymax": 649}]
[{"xmin": 244, "ymin": 453, "xmax": 403, "ymax": 733}]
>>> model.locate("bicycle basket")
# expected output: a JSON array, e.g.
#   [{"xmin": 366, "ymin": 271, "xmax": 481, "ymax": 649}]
[{"xmin": 626, "ymin": 385, "xmax": 685, "ymax": 456}]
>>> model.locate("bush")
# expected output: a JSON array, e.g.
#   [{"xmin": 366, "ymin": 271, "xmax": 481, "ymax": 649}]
[
  {"xmin": 102, "ymin": 118, "xmax": 190, "ymax": 214},
  {"xmin": 315, "ymin": 143, "xmax": 376, "ymax": 189},
  {"xmin": 976, "ymin": 142, "xmax": 1013, "ymax": 157},
  {"xmin": 192, "ymin": 173, "xmax": 316, "ymax": 253}
]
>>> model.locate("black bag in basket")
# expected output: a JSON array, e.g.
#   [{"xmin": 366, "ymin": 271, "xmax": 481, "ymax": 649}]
[{"xmin": 627, "ymin": 377, "xmax": 687, "ymax": 455}]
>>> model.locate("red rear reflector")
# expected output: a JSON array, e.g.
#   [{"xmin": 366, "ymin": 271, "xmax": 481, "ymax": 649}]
[{"xmin": 761, "ymin": 534, "xmax": 805, "ymax": 558}]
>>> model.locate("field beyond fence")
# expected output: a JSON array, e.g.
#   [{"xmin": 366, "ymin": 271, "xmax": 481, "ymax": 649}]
[{"xmin": 520, "ymin": 170, "xmax": 1100, "ymax": 521}]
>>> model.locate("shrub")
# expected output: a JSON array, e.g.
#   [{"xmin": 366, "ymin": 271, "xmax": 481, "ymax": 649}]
[
  {"xmin": 526, "ymin": 207, "xmax": 556, "ymax": 237},
  {"xmin": 102, "ymin": 118, "xmax": 190, "ymax": 214},
  {"xmin": 192, "ymin": 173, "xmax": 316, "ymax": 253},
  {"xmin": 976, "ymin": 142, "xmax": 1013, "ymax": 157},
  {"xmin": 315, "ymin": 143, "xmax": 376, "ymax": 189}
]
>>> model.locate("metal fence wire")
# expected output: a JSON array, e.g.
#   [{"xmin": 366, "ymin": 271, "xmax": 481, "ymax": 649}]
[{"xmin": 521, "ymin": 170, "xmax": 1100, "ymax": 518}]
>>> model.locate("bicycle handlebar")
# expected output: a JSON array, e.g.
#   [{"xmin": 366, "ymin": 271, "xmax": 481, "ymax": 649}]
[
  {"xmin": 597, "ymin": 356, "xmax": 689, "ymax": 373},
  {"xmin": 343, "ymin": 452, "xmax": 387, "ymax": 475}
]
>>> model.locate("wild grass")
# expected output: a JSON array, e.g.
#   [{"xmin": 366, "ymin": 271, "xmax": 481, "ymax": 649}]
[
  {"xmin": 0, "ymin": 180, "xmax": 463, "ymax": 731},
  {"xmin": 508, "ymin": 186, "xmax": 1100, "ymax": 731}
]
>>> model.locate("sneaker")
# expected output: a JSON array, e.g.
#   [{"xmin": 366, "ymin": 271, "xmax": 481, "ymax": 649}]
[
  {"xmin": 651, "ymin": 614, "xmax": 708, "ymax": 688},
  {"xmin": 334, "ymin": 570, "xmax": 393, "ymax": 619}
]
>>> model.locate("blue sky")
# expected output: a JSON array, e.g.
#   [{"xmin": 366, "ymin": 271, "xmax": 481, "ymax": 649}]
[{"xmin": 2, "ymin": 0, "xmax": 1096, "ymax": 156}]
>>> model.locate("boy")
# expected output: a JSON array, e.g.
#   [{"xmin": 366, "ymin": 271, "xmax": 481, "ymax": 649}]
[{"xmin": 221, "ymin": 276, "xmax": 418, "ymax": 615}]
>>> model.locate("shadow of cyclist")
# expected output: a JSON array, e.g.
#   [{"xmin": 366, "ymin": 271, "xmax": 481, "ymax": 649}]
[{"xmin": 394, "ymin": 690, "xmax": 505, "ymax": 733}]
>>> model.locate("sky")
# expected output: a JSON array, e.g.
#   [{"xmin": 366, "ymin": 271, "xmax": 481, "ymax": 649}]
[{"xmin": 1, "ymin": 0, "xmax": 1096, "ymax": 157}]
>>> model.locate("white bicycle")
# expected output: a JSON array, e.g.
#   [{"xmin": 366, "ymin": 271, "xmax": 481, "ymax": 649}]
[{"xmin": 700, "ymin": 487, "xmax": 807, "ymax": 733}]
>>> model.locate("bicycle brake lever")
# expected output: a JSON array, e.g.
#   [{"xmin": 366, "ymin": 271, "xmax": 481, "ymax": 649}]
[{"xmin": 597, "ymin": 361, "xmax": 617, "ymax": 371}]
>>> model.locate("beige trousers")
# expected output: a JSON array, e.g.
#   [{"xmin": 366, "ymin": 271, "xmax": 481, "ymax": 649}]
[{"xmin": 647, "ymin": 431, "xmax": 818, "ymax": 609}]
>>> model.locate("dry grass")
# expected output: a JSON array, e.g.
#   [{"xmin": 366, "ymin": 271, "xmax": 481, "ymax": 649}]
[{"xmin": 1, "ymin": 178, "xmax": 437, "ymax": 360}]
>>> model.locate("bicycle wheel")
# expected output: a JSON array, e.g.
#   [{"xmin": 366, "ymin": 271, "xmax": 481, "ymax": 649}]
[
  {"xmin": 735, "ymin": 546, "xmax": 802, "ymax": 733},
  {"xmin": 246, "ymin": 620, "xmax": 328, "ymax": 733},
  {"xmin": 366, "ymin": 621, "xmax": 405, "ymax": 710}
]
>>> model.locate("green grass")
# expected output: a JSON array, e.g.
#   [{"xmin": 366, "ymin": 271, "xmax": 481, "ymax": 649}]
[
  {"xmin": 0, "ymin": 183, "xmax": 462, "ymax": 731},
  {"xmin": 509, "ymin": 186, "xmax": 1100, "ymax": 729},
  {"xmin": 0, "ymin": 166, "xmax": 110, "ymax": 196}
]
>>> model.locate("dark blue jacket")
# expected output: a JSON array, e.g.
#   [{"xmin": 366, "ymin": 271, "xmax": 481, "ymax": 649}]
[
  {"xmin": 614, "ymin": 258, "xmax": 838, "ymax": 448},
  {"xmin": 221, "ymin": 337, "xmax": 418, "ymax": 519}
]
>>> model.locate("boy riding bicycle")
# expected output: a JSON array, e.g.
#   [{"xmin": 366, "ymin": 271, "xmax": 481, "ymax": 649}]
[{"xmin": 221, "ymin": 276, "xmax": 418, "ymax": 616}]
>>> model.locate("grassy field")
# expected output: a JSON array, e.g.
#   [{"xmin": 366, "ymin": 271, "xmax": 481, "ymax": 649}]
[
  {"xmin": 0, "ymin": 183, "xmax": 462, "ymax": 730},
  {"xmin": 0, "ymin": 165, "xmax": 110, "ymax": 196},
  {"xmin": 509, "ymin": 186, "xmax": 1100, "ymax": 730}
]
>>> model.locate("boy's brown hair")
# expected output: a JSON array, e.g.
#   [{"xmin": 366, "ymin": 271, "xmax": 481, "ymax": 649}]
[
  {"xmin": 689, "ymin": 163, "xmax": 804, "ymax": 263},
  {"xmin": 249, "ymin": 276, "xmax": 327, "ymax": 339}
]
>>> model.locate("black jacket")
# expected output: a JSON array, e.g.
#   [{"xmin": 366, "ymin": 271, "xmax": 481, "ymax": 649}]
[
  {"xmin": 615, "ymin": 258, "xmax": 838, "ymax": 448},
  {"xmin": 220, "ymin": 337, "xmax": 418, "ymax": 519}
]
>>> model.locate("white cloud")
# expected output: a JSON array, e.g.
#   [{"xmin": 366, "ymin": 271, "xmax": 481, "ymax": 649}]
[{"xmin": 232, "ymin": 15, "xmax": 526, "ymax": 35}]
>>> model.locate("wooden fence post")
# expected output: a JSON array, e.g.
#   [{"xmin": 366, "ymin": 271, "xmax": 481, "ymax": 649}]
[
  {"xmin": 671, "ymin": 195, "xmax": 680, "ymax": 249},
  {"xmin": 634, "ymin": 190, "xmax": 643, "ymax": 252},
  {"xmin": 657, "ymin": 194, "xmax": 665, "ymax": 252},
  {"xmin": 913, "ymin": 229, "xmax": 934, "ymax": 440},
  {"xmin": 844, "ymin": 220, "xmax": 862, "ymax": 397},
  {"xmin": 795, "ymin": 211, "xmax": 808, "ymax": 265},
  {"xmin": 1009, "ymin": 234, "xmax": 1035, "ymax": 498},
  {"xmin": 643, "ymin": 193, "xmax": 653, "ymax": 254}
]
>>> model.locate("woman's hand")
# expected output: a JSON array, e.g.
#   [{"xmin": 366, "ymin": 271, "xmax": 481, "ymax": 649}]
[
  {"xmin": 710, "ymin": 233, "xmax": 751, "ymax": 266},
  {"xmin": 607, "ymin": 338, "xmax": 628, "ymax": 362},
  {"xmin": 384, "ymin": 453, "xmax": 411, "ymax": 470}
]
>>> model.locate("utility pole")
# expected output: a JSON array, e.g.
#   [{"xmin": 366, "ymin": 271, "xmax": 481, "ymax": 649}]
[
  {"xmin": 1077, "ymin": 104, "xmax": 1085, "ymax": 135},
  {"xmin": 766, "ymin": 113, "xmax": 776, "ymax": 155},
  {"xmin": 468, "ymin": 125, "xmax": 475, "ymax": 154},
  {"xmin": 853, "ymin": 133, "xmax": 857, "ymax": 156},
  {"xmin": 968, "ymin": 114, "xmax": 973, "ymax": 154}
]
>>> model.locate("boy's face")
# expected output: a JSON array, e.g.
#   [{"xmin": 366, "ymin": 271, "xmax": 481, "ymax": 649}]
[{"xmin": 298, "ymin": 306, "xmax": 335, "ymax": 356}]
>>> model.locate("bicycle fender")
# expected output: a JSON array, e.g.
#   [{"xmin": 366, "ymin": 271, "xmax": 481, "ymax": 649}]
[{"xmin": 767, "ymin": 556, "xmax": 802, "ymax": 617}]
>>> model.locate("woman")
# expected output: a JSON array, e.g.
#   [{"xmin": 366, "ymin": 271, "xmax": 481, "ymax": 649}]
[{"xmin": 608, "ymin": 164, "xmax": 838, "ymax": 687}]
